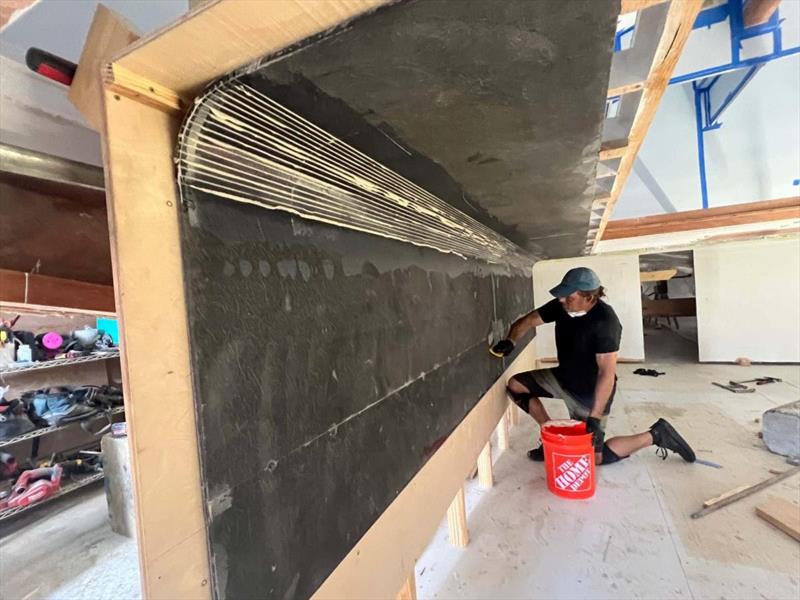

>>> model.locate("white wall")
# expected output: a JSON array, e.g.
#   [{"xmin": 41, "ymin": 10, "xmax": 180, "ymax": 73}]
[
  {"xmin": 695, "ymin": 236, "xmax": 800, "ymax": 363},
  {"xmin": 532, "ymin": 254, "xmax": 644, "ymax": 361}
]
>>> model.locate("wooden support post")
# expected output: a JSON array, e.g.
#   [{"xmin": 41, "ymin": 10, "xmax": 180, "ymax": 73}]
[
  {"xmin": 446, "ymin": 487, "xmax": 469, "ymax": 548},
  {"xmin": 743, "ymin": 0, "xmax": 781, "ymax": 27},
  {"xmin": 395, "ymin": 570, "xmax": 417, "ymax": 600},
  {"xmin": 508, "ymin": 402, "xmax": 520, "ymax": 427},
  {"xmin": 497, "ymin": 412, "xmax": 509, "ymax": 451},
  {"xmin": 477, "ymin": 442, "xmax": 493, "ymax": 489}
]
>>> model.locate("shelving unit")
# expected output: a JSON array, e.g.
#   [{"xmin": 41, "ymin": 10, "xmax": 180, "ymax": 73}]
[
  {"xmin": 0, "ymin": 406, "xmax": 124, "ymax": 449},
  {"xmin": 0, "ymin": 349, "xmax": 120, "ymax": 376},
  {"xmin": 0, "ymin": 471, "xmax": 105, "ymax": 522},
  {"xmin": 0, "ymin": 303, "xmax": 124, "ymax": 522}
]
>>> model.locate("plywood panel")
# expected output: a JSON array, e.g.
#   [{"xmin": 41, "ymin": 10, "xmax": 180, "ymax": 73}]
[
  {"xmin": 69, "ymin": 4, "xmax": 140, "ymax": 131},
  {"xmin": 100, "ymin": 91, "xmax": 210, "ymax": 599},
  {"xmin": 113, "ymin": 0, "xmax": 387, "ymax": 96}
]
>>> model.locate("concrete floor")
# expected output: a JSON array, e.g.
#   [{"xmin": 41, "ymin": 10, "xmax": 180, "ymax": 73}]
[
  {"xmin": 0, "ymin": 484, "xmax": 140, "ymax": 600},
  {"xmin": 1, "ymin": 329, "xmax": 798, "ymax": 599},
  {"xmin": 417, "ymin": 329, "xmax": 800, "ymax": 599}
]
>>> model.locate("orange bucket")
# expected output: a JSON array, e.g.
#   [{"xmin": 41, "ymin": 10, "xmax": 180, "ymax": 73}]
[{"xmin": 541, "ymin": 420, "xmax": 596, "ymax": 500}]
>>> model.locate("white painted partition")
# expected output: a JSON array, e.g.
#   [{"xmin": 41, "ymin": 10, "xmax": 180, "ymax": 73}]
[
  {"xmin": 532, "ymin": 254, "xmax": 644, "ymax": 361},
  {"xmin": 694, "ymin": 237, "xmax": 800, "ymax": 363}
]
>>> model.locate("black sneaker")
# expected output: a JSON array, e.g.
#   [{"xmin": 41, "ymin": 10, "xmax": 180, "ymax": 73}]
[
  {"xmin": 650, "ymin": 418, "xmax": 695, "ymax": 463},
  {"xmin": 527, "ymin": 444, "xmax": 545, "ymax": 462}
]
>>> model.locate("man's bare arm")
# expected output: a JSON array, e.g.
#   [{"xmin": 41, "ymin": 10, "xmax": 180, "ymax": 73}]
[
  {"xmin": 591, "ymin": 352, "xmax": 618, "ymax": 418},
  {"xmin": 507, "ymin": 310, "xmax": 544, "ymax": 343}
]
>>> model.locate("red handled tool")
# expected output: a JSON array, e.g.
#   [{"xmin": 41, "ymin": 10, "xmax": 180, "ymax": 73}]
[
  {"xmin": 25, "ymin": 48, "xmax": 76, "ymax": 86},
  {"xmin": 0, "ymin": 465, "xmax": 63, "ymax": 510}
]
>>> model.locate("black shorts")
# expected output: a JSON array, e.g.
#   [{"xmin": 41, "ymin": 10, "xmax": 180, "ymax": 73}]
[{"xmin": 510, "ymin": 368, "xmax": 615, "ymax": 421}]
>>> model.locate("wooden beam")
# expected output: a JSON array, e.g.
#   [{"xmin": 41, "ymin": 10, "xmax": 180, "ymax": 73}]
[
  {"xmin": 603, "ymin": 197, "xmax": 800, "ymax": 240},
  {"xmin": 100, "ymin": 90, "xmax": 211, "ymax": 598},
  {"xmin": 599, "ymin": 144, "xmax": 628, "ymax": 161},
  {"xmin": 496, "ymin": 412, "xmax": 509, "ymax": 451},
  {"xmin": 0, "ymin": 301, "xmax": 115, "ymax": 318},
  {"xmin": 608, "ymin": 80, "xmax": 645, "ymax": 98},
  {"xmin": 704, "ymin": 226, "xmax": 800, "ymax": 244},
  {"xmin": 621, "ymin": 0, "xmax": 669, "ymax": 14},
  {"xmin": 593, "ymin": 0, "xmax": 704, "ymax": 248},
  {"xmin": 507, "ymin": 401, "xmax": 519, "ymax": 427},
  {"xmin": 113, "ymin": 0, "xmax": 388, "ymax": 97},
  {"xmin": 446, "ymin": 487, "xmax": 469, "ymax": 548},
  {"xmin": 395, "ymin": 571, "xmax": 417, "ymax": 600},
  {"xmin": 642, "ymin": 298, "xmax": 696, "ymax": 317},
  {"xmin": 104, "ymin": 63, "xmax": 186, "ymax": 114},
  {"xmin": 640, "ymin": 268, "xmax": 677, "ymax": 282},
  {"xmin": 477, "ymin": 442, "xmax": 493, "ymax": 489},
  {"xmin": 0, "ymin": 269, "xmax": 115, "ymax": 312},
  {"xmin": 743, "ymin": 0, "xmax": 781, "ymax": 27}
]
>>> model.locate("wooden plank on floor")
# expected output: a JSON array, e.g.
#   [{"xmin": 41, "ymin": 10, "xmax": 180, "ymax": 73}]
[
  {"xmin": 703, "ymin": 484, "xmax": 751, "ymax": 508},
  {"xmin": 756, "ymin": 496, "xmax": 800, "ymax": 541}
]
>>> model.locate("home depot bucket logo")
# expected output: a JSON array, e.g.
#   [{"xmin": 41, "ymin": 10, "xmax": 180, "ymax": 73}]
[{"xmin": 552, "ymin": 453, "xmax": 593, "ymax": 493}]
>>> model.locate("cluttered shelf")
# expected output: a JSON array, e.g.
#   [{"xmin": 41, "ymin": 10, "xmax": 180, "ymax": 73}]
[
  {"xmin": 0, "ymin": 470, "xmax": 104, "ymax": 522},
  {"xmin": 0, "ymin": 349, "xmax": 120, "ymax": 376},
  {"xmin": 0, "ymin": 406, "xmax": 125, "ymax": 449}
]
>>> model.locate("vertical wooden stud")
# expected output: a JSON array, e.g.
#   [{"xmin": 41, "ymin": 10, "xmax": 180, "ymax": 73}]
[
  {"xmin": 497, "ymin": 412, "xmax": 509, "ymax": 451},
  {"xmin": 508, "ymin": 401, "xmax": 520, "ymax": 426},
  {"xmin": 446, "ymin": 486, "xmax": 469, "ymax": 547},
  {"xmin": 477, "ymin": 442, "xmax": 493, "ymax": 488},
  {"xmin": 395, "ymin": 570, "xmax": 417, "ymax": 600}
]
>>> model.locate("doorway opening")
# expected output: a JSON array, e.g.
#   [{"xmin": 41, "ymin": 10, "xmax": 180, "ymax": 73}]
[{"xmin": 639, "ymin": 250, "xmax": 698, "ymax": 363}]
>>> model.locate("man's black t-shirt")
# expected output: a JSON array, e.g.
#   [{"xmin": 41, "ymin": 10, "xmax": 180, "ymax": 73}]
[{"xmin": 537, "ymin": 298, "xmax": 622, "ymax": 400}]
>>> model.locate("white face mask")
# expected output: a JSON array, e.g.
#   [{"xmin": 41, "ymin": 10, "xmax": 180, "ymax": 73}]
[{"xmin": 567, "ymin": 311, "xmax": 587, "ymax": 318}]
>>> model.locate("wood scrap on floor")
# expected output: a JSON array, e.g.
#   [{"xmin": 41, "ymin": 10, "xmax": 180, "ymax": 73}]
[
  {"xmin": 702, "ymin": 485, "xmax": 751, "ymax": 508},
  {"xmin": 755, "ymin": 496, "xmax": 800, "ymax": 542},
  {"xmin": 691, "ymin": 466, "xmax": 800, "ymax": 519}
]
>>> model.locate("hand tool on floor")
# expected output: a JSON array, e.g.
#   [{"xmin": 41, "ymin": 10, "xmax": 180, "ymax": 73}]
[
  {"xmin": 695, "ymin": 458, "xmax": 723, "ymax": 469},
  {"xmin": 733, "ymin": 377, "xmax": 782, "ymax": 385},
  {"xmin": 691, "ymin": 464, "xmax": 800, "ymax": 519},
  {"xmin": 712, "ymin": 381, "xmax": 756, "ymax": 393}
]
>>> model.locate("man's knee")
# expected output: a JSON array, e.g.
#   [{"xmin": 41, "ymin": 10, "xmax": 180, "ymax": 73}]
[
  {"xmin": 597, "ymin": 442, "xmax": 627, "ymax": 465},
  {"xmin": 507, "ymin": 377, "xmax": 532, "ymax": 413},
  {"xmin": 507, "ymin": 376, "xmax": 529, "ymax": 394}
]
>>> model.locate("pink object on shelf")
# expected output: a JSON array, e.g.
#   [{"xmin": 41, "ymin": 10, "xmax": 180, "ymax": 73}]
[{"xmin": 40, "ymin": 332, "xmax": 63, "ymax": 350}]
